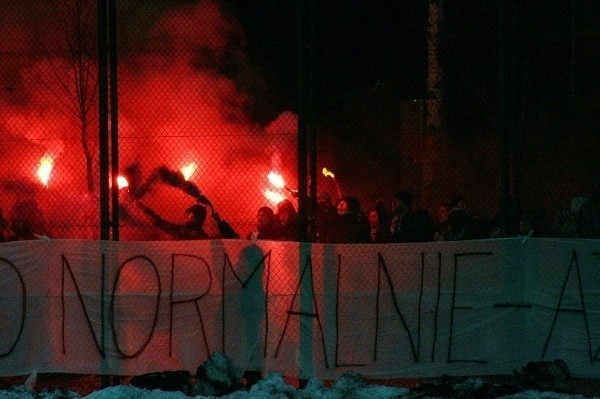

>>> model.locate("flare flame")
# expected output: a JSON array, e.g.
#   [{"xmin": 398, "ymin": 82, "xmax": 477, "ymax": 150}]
[
  {"xmin": 180, "ymin": 162, "xmax": 198, "ymax": 181},
  {"xmin": 267, "ymin": 171, "xmax": 285, "ymax": 188},
  {"xmin": 264, "ymin": 189, "xmax": 285, "ymax": 204},
  {"xmin": 117, "ymin": 175, "xmax": 129, "ymax": 189},
  {"xmin": 37, "ymin": 155, "xmax": 54, "ymax": 187},
  {"xmin": 322, "ymin": 167, "xmax": 335, "ymax": 179}
]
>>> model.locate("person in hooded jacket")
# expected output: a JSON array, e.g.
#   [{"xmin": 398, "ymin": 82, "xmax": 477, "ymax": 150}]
[
  {"xmin": 327, "ymin": 195, "xmax": 369, "ymax": 243},
  {"xmin": 247, "ymin": 206, "xmax": 281, "ymax": 240},
  {"xmin": 275, "ymin": 199, "xmax": 299, "ymax": 241},
  {"xmin": 368, "ymin": 206, "xmax": 390, "ymax": 243},
  {"xmin": 388, "ymin": 191, "xmax": 434, "ymax": 242},
  {"xmin": 388, "ymin": 191, "xmax": 418, "ymax": 243},
  {"xmin": 0, "ymin": 208, "xmax": 16, "ymax": 242},
  {"xmin": 137, "ymin": 202, "xmax": 239, "ymax": 240},
  {"xmin": 314, "ymin": 191, "xmax": 337, "ymax": 243}
]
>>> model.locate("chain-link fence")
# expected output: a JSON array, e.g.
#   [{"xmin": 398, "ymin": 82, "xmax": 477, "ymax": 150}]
[
  {"xmin": 1, "ymin": 0, "xmax": 598, "ymax": 243},
  {"xmin": 1, "ymin": 0, "xmax": 600, "ymax": 385}
]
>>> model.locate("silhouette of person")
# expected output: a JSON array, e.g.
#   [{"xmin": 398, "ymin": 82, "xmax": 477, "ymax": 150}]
[
  {"xmin": 314, "ymin": 192, "xmax": 337, "ymax": 243},
  {"xmin": 137, "ymin": 202, "xmax": 239, "ymax": 240},
  {"xmin": 0, "ymin": 208, "xmax": 16, "ymax": 242},
  {"xmin": 247, "ymin": 206, "xmax": 281, "ymax": 241},
  {"xmin": 237, "ymin": 244, "xmax": 266, "ymax": 385},
  {"xmin": 275, "ymin": 199, "xmax": 299, "ymax": 241}
]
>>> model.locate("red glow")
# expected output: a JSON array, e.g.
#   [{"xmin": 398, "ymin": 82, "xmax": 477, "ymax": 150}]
[
  {"xmin": 37, "ymin": 155, "xmax": 54, "ymax": 187},
  {"xmin": 0, "ymin": 1, "xmax": 300, "ymax": 240},
  {"xmin": 322, "ymin": 167, "xmax": 335, "ymax": 179},
  {"xmin": 180, "ymin": 162, "xmax": 197, "ymax": 181},
  {"xmin": 117, "ymin": 175, "xmax": 129, "ymax": 190},
  {"xmin": 267, "ymin": 171, "xmax": 285, "ymax": 188},
  {"xmin": 264, "ymin": 189, "xmax": 285, "ymax": 204}
]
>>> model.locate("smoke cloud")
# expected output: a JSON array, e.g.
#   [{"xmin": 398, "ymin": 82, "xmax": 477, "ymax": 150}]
[{"xmin": 0, "ymin": 0, "xmax": 298, "ymax": 239}]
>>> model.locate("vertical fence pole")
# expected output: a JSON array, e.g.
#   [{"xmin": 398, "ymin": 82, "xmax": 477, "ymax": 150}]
[
  {"xmin": 108, "ymin": 0, "xmax": 120, "ymax": 385},
  {"xmin": 498, "ymin": 0, "xmax": 523, "ymax": 236},
  {"xmin": 296, "ymin": 0, "xmax": 310, "ymax": 380},
  {"xmin": 297, "ymin": 6, "xmax": 308, "ymax": 243},
  {"xmin": 307, "ymin": 0, "xmax": 317, "ymax": 242},
  {"xmin": 97, "ymin": 0, "xmax": 110, "ymax": 388},
  {"xmin": 498, "ymin": 0, "xmax": 508, "ymax": 236},
  {"xmin": 498, "ymin": 0, "xmax": 521, "ymax": 236},
  {"xmin": 109, "ymin": 0, "xmax": 119, "ymax": 241},
  {"xmin": 512, "ymin": 1, "xmax": 523, "ymax": 229},
  {"xmin": 297, "ymin": 0, "xmax": 315, "ymax": 382},
  {"xmin": 98, "ymin": 0, "xmax": 109, "ymax": 241}
]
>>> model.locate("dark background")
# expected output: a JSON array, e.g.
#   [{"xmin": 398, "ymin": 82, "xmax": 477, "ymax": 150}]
[
  {"xmin": 222, "ymin": 0, "xmax": 427, "ymax": 123},
  {"xmin": 1, "ymin": 0, "xmax": 598, "ymax": 238},
  {"xmin": 223, "ymin": 0, "xmax": 600, "ymax": 224}
]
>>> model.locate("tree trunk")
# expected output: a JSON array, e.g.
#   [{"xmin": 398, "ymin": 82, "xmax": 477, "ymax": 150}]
[{"xmin": 81, "ymin": 118, "xmax": 94, "ymax": 193}]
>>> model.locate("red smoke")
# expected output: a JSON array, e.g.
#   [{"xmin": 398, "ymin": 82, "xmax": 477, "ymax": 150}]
[{"xmin": 0, "ymin": 0, "xmax": 298, "ymax": 239}]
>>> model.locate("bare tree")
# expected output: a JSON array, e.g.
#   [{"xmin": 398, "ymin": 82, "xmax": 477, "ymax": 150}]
[
  {"xmin": 37, "ymin": 0, "xmax": 98, "ymax": 193},
  {"xmin": 426, "ymin": 0, "xmax": 443, "ymax": 135}
]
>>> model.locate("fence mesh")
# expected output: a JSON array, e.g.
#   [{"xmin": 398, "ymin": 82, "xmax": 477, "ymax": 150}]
[
  {"xmin": 1, "ymin": 0, "xmax": 600, "ymax": 382},
  {"xmin": 1, "ymin": 0, "xmax": 599, "ymax": 243}
]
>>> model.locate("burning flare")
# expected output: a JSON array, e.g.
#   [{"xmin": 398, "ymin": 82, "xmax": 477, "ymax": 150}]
[
  {"xmin": 117, "ymin": 175, "xmax": 129, "ymax": 190},
  {"xmin": 322, "ymin": 166, "xmax": 343, "ymax": 199},
  {"xmin": 264, "ymin": 189, "xmax": 285, "ymax": 204},
  {"xmin": 322, "ymin": 167, "xmax": 335, "ymax": 179},
  {"xmin": 37, "ymin": 155, "xmax": 54, "ymax": 187},
  {"xmin": 180, "ymin": 162, "xmax": 198, "ymax": 181},
  {"xmin": 267, "ymin": 171, "xmax": 285, "ymax": 188},
  {"xmin": 267, "ymin": 171, "xmax": 298, "ymax": 197},
  {"xmin": 265, "ymin": 172, "xmax": 287, "ymax": 203}
]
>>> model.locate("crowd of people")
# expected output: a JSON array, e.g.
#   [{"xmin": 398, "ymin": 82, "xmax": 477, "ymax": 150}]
[
  {"xmin": 1, "ymin": 186, "xmax": 599, "ymax": 243},
  {"xmin": 245, "ymin": 187, "xmax": 600, "ymax": 244},
  {"xmin": 0, "ymin": 199, "xmax": 46, "ymax": 242},
  {"xmin": 244, "ymin": 191, "xmax": 474, "ymax": 244},
  {"xmin": 242, "ymin": 186, "xmax": 600, "ymax": 244}
]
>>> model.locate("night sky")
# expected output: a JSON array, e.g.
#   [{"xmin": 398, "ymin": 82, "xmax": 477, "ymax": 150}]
[
  {"xmin": 213, "ymin": 0, "xmax": 600, "ymax": 216},
  {"xmin": 1, "ymin": 0, "xmax": 598, "ymax": 237},
  {"xmin": 221, "ymin": 0, "xmax": 427, "ymax": 124},
  {"xmin": 223, "ymin": 0, "xmax": 600, "ymax": 136}
]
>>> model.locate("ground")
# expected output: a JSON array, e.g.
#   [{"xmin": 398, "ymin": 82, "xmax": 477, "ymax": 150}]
[{"xmin": 2, "ymin": 373, "xmax": 600, "ymax": 398}]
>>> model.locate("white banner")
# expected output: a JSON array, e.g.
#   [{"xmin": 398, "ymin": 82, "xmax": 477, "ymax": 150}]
[{"xmin": 1, "ymin": 238, "xmax": 600, "ymax": 379}]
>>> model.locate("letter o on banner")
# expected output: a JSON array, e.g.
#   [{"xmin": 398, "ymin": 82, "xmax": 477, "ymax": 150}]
[
  {"xmin": 110, "ymin": 255, "xmax": 161, "ymax": 358},
  {"xmin": 0, "ymin": 257, "xmax": 26, "ymax": 357}
]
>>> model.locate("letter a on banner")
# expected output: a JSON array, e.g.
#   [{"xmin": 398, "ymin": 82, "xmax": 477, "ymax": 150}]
[
  {"xmin": 274, "ymin": 255, "xmax": 328, "ymax": 368},
  {"xmin": 542, "ymin": 250, "xmax": 592, "ymax": 362}
]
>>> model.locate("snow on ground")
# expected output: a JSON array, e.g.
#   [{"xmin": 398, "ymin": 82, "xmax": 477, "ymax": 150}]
[
  {"xmin": 0, "ymin": 373, "xmax": 591, "ymax": 399},
  {"xmin": 0, "ymin": 359, "xmax": 592, "ymax": 399}
]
